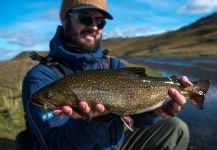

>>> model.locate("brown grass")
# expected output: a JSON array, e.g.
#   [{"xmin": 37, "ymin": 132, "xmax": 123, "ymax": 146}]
[{"xmin": 0, "ymin": 58, "xmax": 37, "ymax": 150}]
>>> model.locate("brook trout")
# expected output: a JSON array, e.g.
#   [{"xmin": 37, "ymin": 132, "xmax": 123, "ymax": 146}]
[{"xmin": 30, "ymin": 67, "xmax": 210, "ymax": 130}]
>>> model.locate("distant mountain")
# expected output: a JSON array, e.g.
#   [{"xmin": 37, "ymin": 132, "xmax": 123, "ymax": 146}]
[
  {"xmin": 181, "ymin": 12, "xmax": 217, "ymax": 30},
  {"xmin": 102, "ymin": 12, "xmax": 217, "ymax": 57},
  {"xmin": 11, "ymin": 12, "xmax": 217, "ymax": 60}
]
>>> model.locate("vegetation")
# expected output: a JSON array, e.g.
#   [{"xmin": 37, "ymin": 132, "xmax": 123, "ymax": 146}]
[
  {"xmin": 0, "ymin": 59, "xmax": 37, "ymax": 149},
  {"xmin": 102, "ymin": 12, "xmax": 217, "ymax": 57}
]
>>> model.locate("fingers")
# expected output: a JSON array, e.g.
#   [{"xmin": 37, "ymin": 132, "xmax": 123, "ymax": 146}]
[
  {"xmin": 53, "ymin": 106, "xmax": 77, "ymax": 117},
  {"xmin": 79, "ymin": 101, "xmax": 106, "ymax": 113},
  {"xmin": 155, "ymin": 100, "xmax": 182, "ymax": 117},
  {"xmin": 62, "ymin": 106, "xmax": 77, "ymax": 116},
  {"xmin": 53, "ymin": 102, "xmax": 107, "ymax": 119},
  {"xmin": 78, "ymin": 101, "xmax": 90, "ymax": 113},
  {"xmin": 79, "ymin": 102, "xmax": 107, "ymax": 119},
  {"xmin": 157, "ymin": 76, "xmax": 192, "ymax": 117},
  {"xmin": 165, "ymin": 76, "xmax": 191, "ymax": 114},
  {"xmin": 156, "ymin": 88, "xmax": 187, "ymax": 117},
  {"xmin": 95, "ymin": 103, "xmax": 105, "ymax": 113},
  {"xmin": 169, "ymin": 101, "xmax": 181, "ymax": 112},
  {"xmin": 168, "ymin": 88, "xmax": 186, "ymax": 107},
  {"xmin": 178, "ymin": 76, "xmax": 193, "ymax": 87},
  {"xmin": 53, "ymin": 109, "xmax": 63, "ymax": 116}
]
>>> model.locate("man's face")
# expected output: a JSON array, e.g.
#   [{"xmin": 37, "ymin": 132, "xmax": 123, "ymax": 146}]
[{"xmin": 63, "ymin": 10, "xmax": 105, "ymax": 52}]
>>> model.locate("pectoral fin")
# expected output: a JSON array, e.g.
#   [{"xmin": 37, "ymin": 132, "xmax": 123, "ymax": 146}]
[{"xmin": 121, "ymin": 116, "xmax": 134, "ymax": 131}]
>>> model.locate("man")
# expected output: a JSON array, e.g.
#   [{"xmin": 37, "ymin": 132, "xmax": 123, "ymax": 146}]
[{"xmin": 21, "ymin": 0, "xmax": 192, "ymax": 149}]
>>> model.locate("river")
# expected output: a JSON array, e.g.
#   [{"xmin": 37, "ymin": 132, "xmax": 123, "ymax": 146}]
[{"xmin": 123, "ymin": 56, "xmax": 217, "ymax": 150}]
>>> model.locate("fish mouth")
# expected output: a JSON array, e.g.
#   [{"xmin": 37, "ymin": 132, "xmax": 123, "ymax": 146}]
[
  {"xmin": 41, "ymin": 101, "xmax": 58, "ymax": 109},
  {"xmin": 30, "ymin": 99, "xmax": 57, "ymax": 109}
]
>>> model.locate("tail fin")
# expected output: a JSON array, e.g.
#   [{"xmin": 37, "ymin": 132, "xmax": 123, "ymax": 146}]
[{"xmin": 189, "ymin": 80, "xmax": 211, "ymax": 109}]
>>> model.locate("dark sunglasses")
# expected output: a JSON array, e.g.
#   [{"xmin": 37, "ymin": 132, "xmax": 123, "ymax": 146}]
[{"xmin": 68, "ymin": 12, "xmax": 106, "ymax": 29}]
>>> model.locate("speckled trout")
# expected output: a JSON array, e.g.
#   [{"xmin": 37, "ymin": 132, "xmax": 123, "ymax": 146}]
[{"xmin": 30, "ymin": 67, "xmax": 210, "ymax": 130}]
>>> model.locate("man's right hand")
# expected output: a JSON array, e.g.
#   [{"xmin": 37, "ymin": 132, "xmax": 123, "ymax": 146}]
[{"xmin": 53, "ymin": 101, "xmax": 108, "ymax": 119}]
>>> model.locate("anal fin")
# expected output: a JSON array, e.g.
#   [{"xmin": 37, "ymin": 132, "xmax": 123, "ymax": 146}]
[{"xmin": 121, "ymin": 116, "xmax": 134, "ymax": 131}]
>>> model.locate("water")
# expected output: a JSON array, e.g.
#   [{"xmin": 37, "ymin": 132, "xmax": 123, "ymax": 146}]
[{"xmin": 123, "ymin": 56, "xmax": 217, "ymax": 150}]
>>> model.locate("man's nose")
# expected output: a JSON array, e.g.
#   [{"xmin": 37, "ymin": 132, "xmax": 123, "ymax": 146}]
[{"xmin": 88, "ymin": 21, "xmax": 99, "ymax": 31}]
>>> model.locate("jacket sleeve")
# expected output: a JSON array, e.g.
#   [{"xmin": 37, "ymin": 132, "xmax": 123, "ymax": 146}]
[
  {"xmin": 110, "ymin": 57, "xmax": 127, "ymax": 69},
  {"xmin": 22, "ymin": 64, "xmax": 69, "ymax": 137}
]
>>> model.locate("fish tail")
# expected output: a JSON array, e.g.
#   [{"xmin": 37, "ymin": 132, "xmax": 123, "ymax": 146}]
[{"xmin": 189, "ymin": 80, "xmax": 211, "ymax": 109}]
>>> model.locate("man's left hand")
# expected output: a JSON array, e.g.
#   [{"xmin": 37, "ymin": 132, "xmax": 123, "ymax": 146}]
[{"xmin": 155, "ymin": 76, "xmax": 193, "ymax": 117}]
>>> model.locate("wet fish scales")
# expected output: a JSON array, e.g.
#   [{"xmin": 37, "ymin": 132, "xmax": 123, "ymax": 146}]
[{"xmin": 30, "ymin": 68, "xmax": 210, "ymax": 116}]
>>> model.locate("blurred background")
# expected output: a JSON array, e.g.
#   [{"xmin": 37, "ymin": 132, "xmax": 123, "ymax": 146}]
[{"xmin": 0, "ymin": 0, "xmax": 217, "ymax": 149}]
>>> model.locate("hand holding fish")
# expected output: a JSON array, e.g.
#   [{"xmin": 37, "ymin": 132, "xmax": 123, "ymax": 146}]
[
  {"xmin": 53, "ymin": 102, "xmax": 108, "ymax": 119},
  {"xmin": 30, "ymin": 68, "xmax": 210, "ymax": 130},
  {"xmin": 53, "ymin": 76, "xmax": 193, "ymax": 119},
  {"xmin": 155, "ymin": 76, "xmax": 193, "ymax": 117}
]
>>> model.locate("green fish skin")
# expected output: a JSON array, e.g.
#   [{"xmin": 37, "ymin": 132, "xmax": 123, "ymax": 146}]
[{"xmin": 30, "ymin": 67, "xmax": 210, "ymax": 129}]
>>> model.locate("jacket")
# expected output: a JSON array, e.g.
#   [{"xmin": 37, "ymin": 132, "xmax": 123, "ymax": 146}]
[{"xmin": 22, "ymin": 26, "xmax": 159, "ymax": 150}]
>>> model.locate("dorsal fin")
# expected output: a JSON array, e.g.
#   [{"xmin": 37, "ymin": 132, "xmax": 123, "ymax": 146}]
[{"xmin": 120, "ymin": 67, "xmax": 147, "ymax": 76}]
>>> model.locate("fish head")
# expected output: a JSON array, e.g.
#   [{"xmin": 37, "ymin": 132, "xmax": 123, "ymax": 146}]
[{"xmin": 30, "ymin": 84, "xmax": 77, "ymax": 109}]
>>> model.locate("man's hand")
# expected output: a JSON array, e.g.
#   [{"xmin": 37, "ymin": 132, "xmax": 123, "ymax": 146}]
[
  {"xmin": 53, "ymin": 102, "xmax": 108, "ymax": 119},
  {"xmin": 155, "ymin": 76, "xmax": 193, "ymax": 117}
]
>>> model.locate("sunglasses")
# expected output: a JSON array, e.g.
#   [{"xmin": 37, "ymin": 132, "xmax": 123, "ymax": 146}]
[{"xmin": 68, "ymin": 12, "xmax": 106, "ymax": 29}]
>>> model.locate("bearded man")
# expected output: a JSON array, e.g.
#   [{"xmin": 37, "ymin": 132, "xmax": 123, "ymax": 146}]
[{"xmin": 20, "ymin": 0, "xmax": 191, "ymax": 150}]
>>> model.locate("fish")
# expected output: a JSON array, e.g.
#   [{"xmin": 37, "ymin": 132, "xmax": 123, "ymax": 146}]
[{"xmin": 30, "ymin": 67, "xmax": 210, "ymax": 130}]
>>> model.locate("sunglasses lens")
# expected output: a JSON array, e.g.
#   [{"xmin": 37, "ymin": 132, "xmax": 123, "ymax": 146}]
[
  {"xmin": 78, "ymin": 15, "xmax": 93, "ymax": 26},
  {"xmin": 70, "ymin": 13, "xmax": 106, "ymax": 29},
  {"xmin": 97, "ymin": 19, "xmax": 106, "ymax": 29}
]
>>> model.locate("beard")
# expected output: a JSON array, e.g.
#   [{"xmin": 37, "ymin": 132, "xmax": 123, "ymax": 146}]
[{"xmin": 63, "ymin": 20, "xmax": 102, "ymax": 52}]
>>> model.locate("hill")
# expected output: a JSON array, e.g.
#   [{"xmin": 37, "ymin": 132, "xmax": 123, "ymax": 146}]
[
  {"xmin": 102, "ymin": 12, "xmax": 217, "ymax": 57},
  {"xmin": 13, "ymin": 51, "xmax": 48, "ymax": 61},
  {"xmin": 0, "ymin": 58, "xmax": 37, "ymax": 149},
  {"xmin": 10, "ymin": 12, "xmax": 217, "ymax": 61}
]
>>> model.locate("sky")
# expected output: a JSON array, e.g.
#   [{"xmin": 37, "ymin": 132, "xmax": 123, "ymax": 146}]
[{"xmin": 0, "ymin": 0, "xmax": 217, "ymax": 61}]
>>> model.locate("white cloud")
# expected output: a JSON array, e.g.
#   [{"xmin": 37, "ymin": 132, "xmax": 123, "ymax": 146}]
[
  {"xmin": 135, "ymin": 0, "xmax": 182, "ymax": 10},
  {"xmin": 0, "ymin": 6, "xmax": 60, "ymax": 48},
  {"xmin": 0, "ymin": 5, "xmax": 60, "ymax": 60},
  {"xmin": 179, "ymin": 0, "xmax": 217, "ymax": 14},
  {"xmin": 1, "ymin": 30, "xmax": 48, "ymax": 47},
  {"xmin": 103, "ymin": 25, "xmax": 165, "ymax": 39}
]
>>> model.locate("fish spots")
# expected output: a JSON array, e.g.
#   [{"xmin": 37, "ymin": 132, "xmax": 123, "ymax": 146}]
[
  {"xmin": 142, "ymin": 80, "xmax": 151, "ymax": 83},
  {"xmin": 165, "ymin": 81, "xmax": 174, "ymax": 84},
  {"xmin": 31, "ymin": 68, "xmax": 210, "ymax": 120},
  {"xmin": 197, "ymin": 91, "xmax": 204, "ymax": 95}
]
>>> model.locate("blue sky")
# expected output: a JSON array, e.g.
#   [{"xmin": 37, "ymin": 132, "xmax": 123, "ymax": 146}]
[{"xmin": 0, "ymin": 0, "xmax": 217, "ymax": 61}]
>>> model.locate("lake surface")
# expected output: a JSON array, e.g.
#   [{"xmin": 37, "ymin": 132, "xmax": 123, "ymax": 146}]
[{"xmin": 123, "ymin": 56, "xmax": 217, "ymax": 150}]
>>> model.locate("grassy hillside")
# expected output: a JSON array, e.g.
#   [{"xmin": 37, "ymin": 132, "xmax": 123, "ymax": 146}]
[
  {"xmin": 102, "ymin": 12, "xmax": 217, "ymax": 57},
  {"xmin": 0, "ymin": 58, "xmax": 38, "ymax": 149}
]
